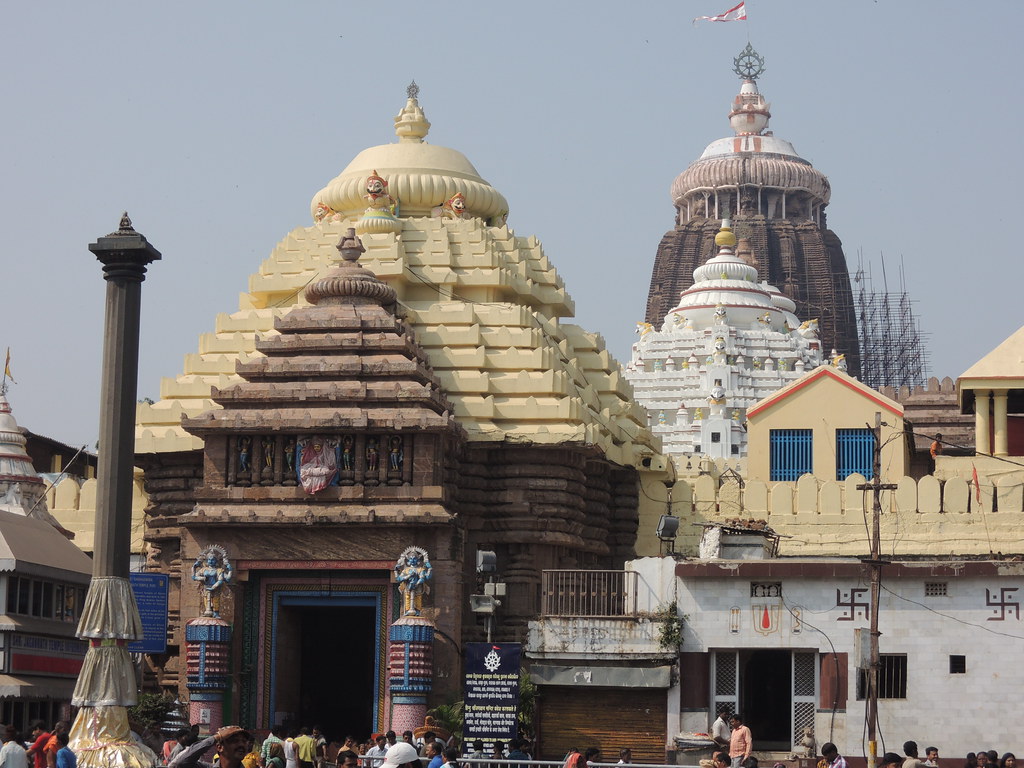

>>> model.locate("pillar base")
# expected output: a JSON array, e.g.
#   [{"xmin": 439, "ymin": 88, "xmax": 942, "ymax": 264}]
[
  {"xmin": 185, "ymin": 617, "xmax": 232, "ymax": 734},
  {"xmin": 390, "ymin": 702, "xmax": 427, "ymax": 736}
]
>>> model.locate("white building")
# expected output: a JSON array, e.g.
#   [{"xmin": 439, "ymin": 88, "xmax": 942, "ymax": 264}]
[
  {"xmin": 626, "ymin": 220, "xmax": 825, "ymax": 458},
  {"xmin": 529, "ymin": 554, "xmax": 1022, "ymax": 761}
]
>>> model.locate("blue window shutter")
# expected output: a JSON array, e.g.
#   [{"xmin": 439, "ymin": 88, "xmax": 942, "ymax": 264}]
[
  {"xmin": 769, "ymin": 429, "xmax": 813, "ymax": 481},
  {"xmin": 836, "ymin": 428, "xmax": 875, "ymax": 480}
]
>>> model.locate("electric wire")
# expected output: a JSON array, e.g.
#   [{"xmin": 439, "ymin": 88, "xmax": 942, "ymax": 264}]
[{"xmin": 879, "ymin": 583, "xmax": 1024, "ymax": 641}]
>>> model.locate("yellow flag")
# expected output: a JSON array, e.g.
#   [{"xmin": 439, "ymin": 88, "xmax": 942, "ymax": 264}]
[{"xmin": 3, "ymin": 348, "xmax": 14, "ymax": 384}]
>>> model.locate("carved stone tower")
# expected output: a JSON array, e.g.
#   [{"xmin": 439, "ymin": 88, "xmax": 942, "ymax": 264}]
[{"xmin": 645, "ymin": 46, "xmax": 861, "ymax": 376}]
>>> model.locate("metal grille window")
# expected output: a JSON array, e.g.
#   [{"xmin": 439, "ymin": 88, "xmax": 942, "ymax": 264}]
[
  {"xmin": 925, "ymin": 582, "xmax": 948, "ymax": 597},
  {"xmin": 712, "ymin": 651, "xmax": 738, "ymax": 721},
  {"xmin": 770, "ymin": 429, "xmax": 813, "ymax": 481},
  {"xmin": 856, "ymin": 654, "xmax": 907, "ymax": 699},
  {"xmin": 540, "ymin": 570, "xmax": 637, "ymax": 617},
  {"xmin": 949, "ymin": 655, "xmax": 966, "ymax": 673},
  {"xmin": 836, "ymin": 428, "xmax": 875, "ymax": 480},
  {"xmin": 792, "ymin": 652, "xmax": 817, "ymax": 746}
]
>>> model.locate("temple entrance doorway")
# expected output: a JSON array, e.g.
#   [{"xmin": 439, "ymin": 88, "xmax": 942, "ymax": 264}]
[
  {"xmin": 273, "ymin": 595, "xmax": 379, "ymax": 738},
  {"xmin": 712, "ymin": 649, "xmax": 817, "ymax": 752},
  {"xmin": 741, "ymin": 650, "xmax": 791, "ymax": 750}
]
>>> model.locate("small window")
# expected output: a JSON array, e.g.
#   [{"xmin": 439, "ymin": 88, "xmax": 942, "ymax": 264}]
[
  {"xmin": 16, "ymin": 579, "xmax": 29, "ymax": 615},
  {"xmin": 711, "ymin": 432, "xmax": 721, "ymax": 443},
  {"xmin": 31, "ymin": 580, "xmax": 43, "ymax": 617},
  {"xmin": 836, "ymin": 428, "xmax": 875, "ymax": 480},
  {"xmin": 924, "ymin": 582, "xmax": 948, "ymax": 597},
  {"xmin": 949, "ymin": 655, "xmax": 966, "ymax": 674},
  {"xmin": 770, "ymin": 429, "xmax": 813, "ymax": 481},
  {"xmin": 751, "ymin": 582, "xmax": 781, "ymax": 597},
  {"xmin": 41, "ymin": 583, "xmax": 53, "ymax": 619},
  {"xmin": 695, "ymin": 445, "xmax": 702, "ymax": 453},
  {"xmin": 731, "ymin": 444, "xmax": 740, "ymax": 455},
  {"xmin": 6, "ymin": 577, "xmax": 18, "ymax": 614},
  {"xmin": 857, "ymin": 654, "xmax": 907, "ymax": 699}
]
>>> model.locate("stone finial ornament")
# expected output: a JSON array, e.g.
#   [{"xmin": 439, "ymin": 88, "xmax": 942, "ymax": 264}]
[
  {"xmin": 192, "ymin": 545, "xmax": 233, "ymax": 618},
  {"xmin": 394, "ymin": 546, "xmax": 432, "ymax": 616},
  {"xmin": 395, "ymin": 82, "xmax": 431, "ymax": 142},
  {"xmin": 336, "ymin": 228, "xmax": 366, "ymax": 262}
]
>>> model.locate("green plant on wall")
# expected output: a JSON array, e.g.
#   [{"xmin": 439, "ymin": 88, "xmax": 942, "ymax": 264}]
[
  {"xmin": 518, "ymin": 670, "xmax": 538, "ymax": 738},
  {"xmin": 655, "ymin": 602, "xmax": 685, "ymax": 651},
  {"xmin": 127, "ymin": 692, "xmax": 176, "ymax": 734},
  {"xmin": 426, "ymin": 700, "xmax": 465, "ymax": 744}
]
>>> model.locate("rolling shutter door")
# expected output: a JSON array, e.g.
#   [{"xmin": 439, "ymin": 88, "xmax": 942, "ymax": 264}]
[{"xmin": 538, "ymin": 686, "xmax": 667, "ymax": 763}]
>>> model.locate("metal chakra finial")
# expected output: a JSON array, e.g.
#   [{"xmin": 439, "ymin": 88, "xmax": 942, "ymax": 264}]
[
  {"xmin": 733, "ymin": 43, "xmax": 766, "ymax": 81},
  {"xmin": 407, "ymin": 80, "xmax": 420, "ymax": 100}
]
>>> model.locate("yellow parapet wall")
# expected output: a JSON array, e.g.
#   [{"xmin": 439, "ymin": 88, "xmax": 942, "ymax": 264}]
[
  {"xmin": 636, "ymin": 466, "xmax": 1024, "ymax": 558},
  {"xmin": 46, "ymin": 469, "xmax": 148, "ymax": 556}
]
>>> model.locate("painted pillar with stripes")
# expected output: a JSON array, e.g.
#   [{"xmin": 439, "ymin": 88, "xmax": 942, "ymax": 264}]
[
  {"xmin": 387, "ymin": 615, "xmax": 434, "ymax": 733},
  {"xmin": 185, "ymin": 617, "xmax": 232, "ymax": 733}
]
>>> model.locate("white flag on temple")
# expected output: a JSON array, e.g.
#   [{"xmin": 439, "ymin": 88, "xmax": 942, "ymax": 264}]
[{"xmin": 693, "ymin": 2, "xmax": 747, "ymax": 23}]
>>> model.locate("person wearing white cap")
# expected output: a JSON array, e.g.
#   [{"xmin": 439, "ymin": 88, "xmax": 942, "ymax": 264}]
[{"xmin": 381, "ymin": 742, "xmax": 423, "ymax": 768}]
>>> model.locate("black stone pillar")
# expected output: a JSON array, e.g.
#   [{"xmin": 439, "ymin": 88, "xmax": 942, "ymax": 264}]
[{"xmin": 89, "ymin": 213, "xmax": 161, "ymax": 578}]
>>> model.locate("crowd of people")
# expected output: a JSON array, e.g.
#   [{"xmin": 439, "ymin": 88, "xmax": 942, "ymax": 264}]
[
  {"xmin": 150, "ymin": 708, "xmax": 1024, "ymax": 768},
  {"xmin": 165, "ymin": 725, "xmax": 486, "ymax": 768},
  {"xmin": 0, "ymin": 720, "xmax": 76, "ymax": 768},
  {"xmin": 821, "ymin": 741, "xmax": 1018, "ymax": 768}
]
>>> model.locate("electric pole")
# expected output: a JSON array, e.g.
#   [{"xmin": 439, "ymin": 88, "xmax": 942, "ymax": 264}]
[{"xmin": 857, "ymin": 412, "xmax": 897, "ymax": 768}]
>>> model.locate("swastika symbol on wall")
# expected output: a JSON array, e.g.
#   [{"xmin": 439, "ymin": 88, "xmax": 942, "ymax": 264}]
[
  {"xmin": 985, "ymin": 587, "xmax": 1020, "ymax": 621},
  {"xmin": 835, "ymin": 588, "xmax": 869, "ymax": 621}
]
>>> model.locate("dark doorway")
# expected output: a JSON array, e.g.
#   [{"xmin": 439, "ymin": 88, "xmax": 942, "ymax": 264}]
[
  {"xmin": 741, "ymin": 650, "xmax": 791, "ymax": 750},
  {"xmin": 276, "ymin": 603, "xmax": 377, "ymax": 740}
]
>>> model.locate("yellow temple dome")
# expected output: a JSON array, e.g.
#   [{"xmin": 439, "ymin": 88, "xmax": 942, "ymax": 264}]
[{"xmin": 310, "ymin": 83, "xmax": 510, "ymax": 224}]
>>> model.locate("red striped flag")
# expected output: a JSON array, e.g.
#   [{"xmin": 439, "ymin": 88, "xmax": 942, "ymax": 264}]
[
  {"xmin": 694, "ymin": 2, "xmax": 747, "ymax": 23},
  {"xmin": 972, "ymin": 463, "xmax": 981, "ymax": 504}
]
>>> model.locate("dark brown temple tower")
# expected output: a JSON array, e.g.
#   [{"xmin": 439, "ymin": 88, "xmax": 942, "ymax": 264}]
[{"xmin": 645, "ymin": 46, "xmax": 860, "ymax": 376}]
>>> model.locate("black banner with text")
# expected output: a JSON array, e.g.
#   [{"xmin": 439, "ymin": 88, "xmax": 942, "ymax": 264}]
[{"xmin": 463, "ymin": 642, "xmax": 522, "ymax": 750}]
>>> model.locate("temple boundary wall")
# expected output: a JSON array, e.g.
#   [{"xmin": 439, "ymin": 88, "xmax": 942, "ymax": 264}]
[
  {"xmin": 639, "ymin": 457, "xmax": 1024, "ymax": 557},
  {"xmin": 46, "ymin": 473, "xmax": 147, "ymax": 555}
]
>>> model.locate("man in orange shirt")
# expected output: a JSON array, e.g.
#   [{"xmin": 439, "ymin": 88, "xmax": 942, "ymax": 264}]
[
  {"xmin": 728, "ymin": 714, "xmax": 751, "ymax": 768},
  {"xmin": 43, "ymin": 722, "xmax": 69, "ymax": 768}
]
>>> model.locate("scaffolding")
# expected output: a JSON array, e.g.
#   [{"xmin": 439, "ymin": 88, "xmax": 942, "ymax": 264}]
[{"xmin": 854, "ymin": 252, "xmax": 931, "ymax": 390}]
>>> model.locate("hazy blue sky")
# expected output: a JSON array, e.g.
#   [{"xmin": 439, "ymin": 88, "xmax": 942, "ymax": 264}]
[{"xmin": 3, "ymin": 1, "xmax": 1021, "ymax": 448}]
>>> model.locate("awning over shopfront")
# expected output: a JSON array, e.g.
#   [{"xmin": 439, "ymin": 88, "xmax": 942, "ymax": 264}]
[{"xmin": 0, "ymin": 674, "xmax": 77, "ymax": 699}]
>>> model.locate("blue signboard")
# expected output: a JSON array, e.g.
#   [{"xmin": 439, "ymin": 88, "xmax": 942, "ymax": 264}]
[{"xmin": 128, "ymin": 572, "xmax": 169, "ymax": 654}]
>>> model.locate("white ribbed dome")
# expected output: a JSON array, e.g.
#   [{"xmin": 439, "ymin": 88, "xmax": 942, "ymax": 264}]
[
  {"xmin": 310, "ymin": 91, "xmax": 509, "ymax": 223},
  {"xmin": 670, "ymin": 78, "xmax": 831, "ymax": 207}
]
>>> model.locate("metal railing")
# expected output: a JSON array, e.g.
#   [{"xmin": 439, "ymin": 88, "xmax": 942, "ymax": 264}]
[
  {"xmin": 540, "ymin": 569, "xmax": 637, "ymax": 617},
  {"xmin": 355, "ymin": 758, "xmax": 695, "ymax": 768}
]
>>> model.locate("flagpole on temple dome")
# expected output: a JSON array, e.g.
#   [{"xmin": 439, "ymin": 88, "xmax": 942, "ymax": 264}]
[{"xmin": 69, "ymin": 213, "xmax": 162, "ymax": 768}]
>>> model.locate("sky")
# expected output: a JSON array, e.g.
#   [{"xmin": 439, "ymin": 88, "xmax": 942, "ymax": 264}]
[{"xmin": 2, "ymin": 1, "xmax": 1022, "ymax": 449}]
